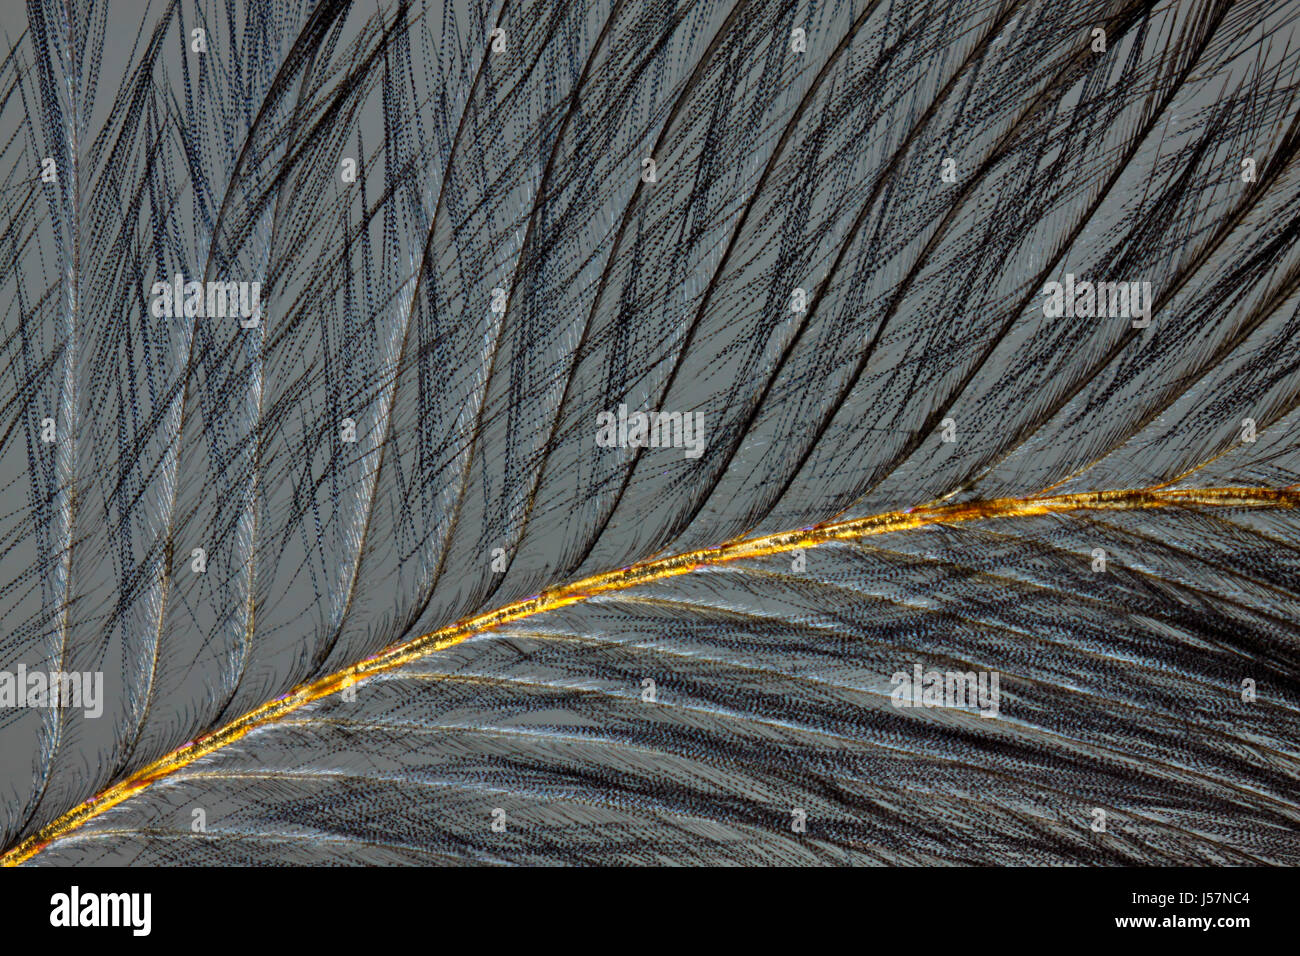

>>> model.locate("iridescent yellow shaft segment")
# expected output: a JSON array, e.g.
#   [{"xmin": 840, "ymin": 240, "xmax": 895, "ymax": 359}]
[{"xmin": 4, "ymin": 484, "xmax": 1295, "ymax": 866}]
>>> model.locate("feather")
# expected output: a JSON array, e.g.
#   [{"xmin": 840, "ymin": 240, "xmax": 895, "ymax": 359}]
[{"xmin": 2, "ymin": 0, "xmax": 1300, "ymax": 864}]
